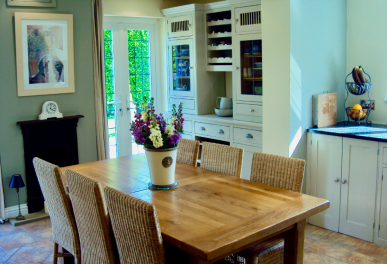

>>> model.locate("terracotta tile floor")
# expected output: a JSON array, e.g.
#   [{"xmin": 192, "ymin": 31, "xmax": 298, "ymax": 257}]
[{"xmin": 0, "ymin": 219, "xmax": 386, "ymax": 263}]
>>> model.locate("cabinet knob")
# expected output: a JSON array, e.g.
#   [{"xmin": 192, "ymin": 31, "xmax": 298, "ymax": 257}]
[
  {"xmin": 200, "ymin": 127, "xmax": 205, "ymax": 131},
  {"xmin": 235, "ymin": 67, "xmax": 239, "ymax": 70},
  {"xmin": 246, "ymin": 134, "xmax": 253, "ymax": 139},
  {"xmin": 250, "ymin": 109, "xmax": 255, "ymax": 113},
  {"xmin": 341, "ymin": 179, "xmax": 347, "ymax": 184},
  {"xmin": 334, "ymin": 178, "xmax": 339, "ymax": 183},
  {"xmin": 218, "ymin": 129, "xmax": 224, "ymax": 134},
  {"xmin": 189, "ymin": 66, "xmax": 193, "ymax": 69},
  {"xmin": 235, "ymin": 18, "xmax": 239, "ymax": 23}
]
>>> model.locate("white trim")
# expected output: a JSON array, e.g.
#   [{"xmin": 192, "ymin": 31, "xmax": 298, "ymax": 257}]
[
  {"xmin": 227, "ymin": 0, "xmax": 260, "ymax": 5},
  {"xmin": 0, "ymin": 160, "xmax": 5, "ymax": 221},
  {"xmin": 161, "ymin": 4, "xmax": 204, "ymax": 16},
  {"xmin": 204, "ymin": 1, "xmax": 231, "ymax": 10},
  {"xmin": 5, "ymin": 204, "xmax": 28, "ymax": 219}
]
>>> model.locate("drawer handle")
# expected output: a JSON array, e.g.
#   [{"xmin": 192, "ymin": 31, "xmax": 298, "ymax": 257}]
[
  {"xmin": 246, "ymin": 134, "xmax": 253, "ymax": 139},
  {"xmin": 200, "ymin": 127, "xmax": 205, "ymax": 131},
  {"xmin": 218, "ymin": 129, "xmax": 224, "ymax": 134},
  {"xmin": 334, "ymin": 178, "xmax": 339, "ymax": 183},
  {"xmin": 250, "ymin": 109, "xmax": 255, "ymax": 113},
  {"xmin": 341, "ymin": 179, "xmax": 347, "ymax": 184}
]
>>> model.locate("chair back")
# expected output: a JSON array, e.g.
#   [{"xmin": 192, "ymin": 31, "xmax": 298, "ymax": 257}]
[
  {"xmin": 176, "ymin": 138, "xmax": 200, "ymax": 166},
  {"xmin": 201, "ymin": 142, "xmax": 243, "ymax": 178},
  {"xmin": 66, "ymin": 169, "xmax": 118, "ymax": 263},
  {"xmin": 104, "ymin": 187, "xmax": 166, "ymax": 264},
  {"xmin": 250, "ymin": 152, "xmax": 305, "ymax": 192},
  {"xmin": 32, "ymin": 158, "xmax": 81, "ymax": 260}
]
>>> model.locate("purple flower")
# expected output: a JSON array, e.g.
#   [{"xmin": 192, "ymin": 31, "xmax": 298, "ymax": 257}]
[
  {"xmin": 168, "ymin": 132, "xmax": 182, "ymax": 146},
  {"xmin": 132, "ymin": 127, "xmax": 146, "ymax": 144}
]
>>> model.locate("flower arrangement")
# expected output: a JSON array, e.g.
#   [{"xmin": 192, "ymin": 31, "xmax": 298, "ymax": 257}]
[{"xmin": 130, "ymin": 96, "xmax": 184, "ymax": 149}]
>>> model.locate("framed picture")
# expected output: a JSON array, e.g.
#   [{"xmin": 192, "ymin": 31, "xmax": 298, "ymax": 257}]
[
  {"xmin": 8, "ymin": 0, "xmax": 56, "ymax": 7},
  {"xmin": 361, "ymin": 100, "xmax": 375, "ymax": 110},
  {"xmin": 15, "ymin": 12, "xmax": 74, "ymax": 96}
]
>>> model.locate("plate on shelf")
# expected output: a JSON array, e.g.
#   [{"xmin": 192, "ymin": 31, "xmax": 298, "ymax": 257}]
[
  {"xmin": 175, "ymin": 87, "xmax": 188, "ymax": 91},
  {"xmin": 215, "ymin": 108, "xmax": 233, "ymax": 117},
  {"xmin": 244, "ymin": 53, "xmax": 252, "ymax": 55},
  {"xmin": 253, "ymin": 52, "xmax": 262, "ymax": 56}
]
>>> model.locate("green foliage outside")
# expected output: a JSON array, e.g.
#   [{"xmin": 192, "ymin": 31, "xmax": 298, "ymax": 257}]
[
  {"xmin": 104, "ymin": 30, "xmax": 115, "ymax": 120},
  {"xmin": 128, "ymin": 30, "xmax": 150, "ymax": 105}
]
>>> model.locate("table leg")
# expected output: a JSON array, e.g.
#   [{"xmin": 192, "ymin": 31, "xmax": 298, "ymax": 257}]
[{"xmin": 283, "ymin": 219, "xmax": 306, "ymax": 264}]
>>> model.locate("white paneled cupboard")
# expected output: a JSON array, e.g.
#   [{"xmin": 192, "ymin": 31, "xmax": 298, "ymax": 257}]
[{"xmin": 307, "ymin": 132, "xmax": 384, "ymax": 244}]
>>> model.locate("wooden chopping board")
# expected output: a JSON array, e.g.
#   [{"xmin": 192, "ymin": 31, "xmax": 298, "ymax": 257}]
[{"xmin": 313, "ymin": 92, "xmax": 337, "ymax": 128}]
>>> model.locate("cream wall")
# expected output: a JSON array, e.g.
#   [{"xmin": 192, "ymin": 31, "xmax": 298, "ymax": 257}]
[
  {"xmin": 347, "ymin": 0, "xmax": 387, "ymax": 125},
  {"xmin": 103, "ymin": 0, "xmax": 189, "ymax": 17},
  {"xmin": 262, "ymin": 0, "xmax": 291, "ymax": 157}
]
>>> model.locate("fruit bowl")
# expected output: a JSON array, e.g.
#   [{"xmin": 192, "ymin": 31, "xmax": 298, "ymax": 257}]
[
  {"xmin": 345, "ymin": 82, "xmax": 371, "ymax": 95},
  {"xmin": 345, "ymin": 107, "xmax": 370, "ymax": 122}
]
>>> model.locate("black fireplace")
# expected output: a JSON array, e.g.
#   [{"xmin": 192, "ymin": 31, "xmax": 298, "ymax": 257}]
[{"xmin": 17, "ymin": 115, "xmax": 84, "ymax": 213}]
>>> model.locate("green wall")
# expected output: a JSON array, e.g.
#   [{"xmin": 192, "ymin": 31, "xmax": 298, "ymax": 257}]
[{"xmin": 0, "ymin": 0, "xmax": 98, "ymax": 208}]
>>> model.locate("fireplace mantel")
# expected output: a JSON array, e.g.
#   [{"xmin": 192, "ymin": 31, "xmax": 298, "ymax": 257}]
[{"xmin": 18, "ymin": 115, "xmax": 84, "ymax": 213}]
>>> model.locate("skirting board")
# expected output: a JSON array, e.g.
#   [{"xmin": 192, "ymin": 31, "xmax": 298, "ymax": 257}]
[{"xmin": 4, "ymin": 204, "xmax": 28, "ymax": 219}]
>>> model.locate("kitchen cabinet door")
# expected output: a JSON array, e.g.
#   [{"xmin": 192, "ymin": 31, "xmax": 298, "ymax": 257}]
[
  {"xmin": 234, "ymin": 33, "xmax": 262, "ymax": 103},
  {"xmin": 167, "ymin": 15, "xmax": 193, "ymax": 39},
  {"xmin": 234, "ymin": 5, "xmax": 261, "ymax": 33},
  {"xmin": 374, "ymin": 143, "xmax": 387, "ymax": 247},
  {"xmin": 340, "ymin": 138, "xmax": 378, "ymax": 241},
  {"xmin": 308, "ymin": 134, "xmax": 342, "ymax": 232},
  {"xmin": 168, "ymin": 38, "xmax": 195, "ymax": 98},
  {"xmin": 232, "ymin": 143, "xmax": 262, "ymax": 180}
]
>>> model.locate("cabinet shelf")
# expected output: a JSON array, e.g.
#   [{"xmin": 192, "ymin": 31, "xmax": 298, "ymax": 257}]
[
  {"xmin": 208, "ymin": 57, "xmax": 232, "ymax": 63},
  {"xmin": 174, "ymin": 76, "xmax": 191, "ymax": 79},
  {"xmin": 207, "ymin": 20, "xmax": 232, "ymax": 26},
  {"xmin": 208, "ymin": 32, "xmax": 232, "ymax": 38},
  {"xmin": 208, "ymin": 45, "xmax": 232, "ymax": 51},
  {"xmin": 174, "ymin": 56, "xmax": 190, "ymax": 59},
  {"xmin": 242, "ymin": 55, "xmax": 262, "ymax": 58},
  {"xmin": 242, "ymin": 78, "xmax": 262, "ymax": 81}
]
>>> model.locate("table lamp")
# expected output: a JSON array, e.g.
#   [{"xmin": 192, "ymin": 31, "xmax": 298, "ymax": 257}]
[{"xmin": 9, "ymin": 174, "xmax": 25, "ymax": 220}]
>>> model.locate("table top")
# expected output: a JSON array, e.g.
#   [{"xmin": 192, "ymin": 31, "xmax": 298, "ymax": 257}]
[{"xmin": 62, "ymin": 154, "xmax": 329, "ymax": 261}]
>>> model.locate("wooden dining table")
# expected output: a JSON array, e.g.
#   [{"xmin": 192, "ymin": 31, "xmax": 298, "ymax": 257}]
[{"xmin": 62, "ymin": 154, "xmax": 329, "ymax": 264}]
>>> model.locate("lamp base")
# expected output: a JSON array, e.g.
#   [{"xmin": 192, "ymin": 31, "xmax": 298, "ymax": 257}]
[{"xmin": 16, "ymin": 214, "xmax": 25, "ymax": 221}]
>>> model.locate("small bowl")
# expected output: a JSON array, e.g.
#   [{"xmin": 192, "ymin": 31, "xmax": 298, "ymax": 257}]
[{"xmin": 215, "ymin": 108, "xmax": 233, "ymax": 117}]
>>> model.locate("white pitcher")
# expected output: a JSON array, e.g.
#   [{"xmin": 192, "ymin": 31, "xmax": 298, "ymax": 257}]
[{"xmin": 216, "ymin": 97, "xmax": 233, "ymax": 110}]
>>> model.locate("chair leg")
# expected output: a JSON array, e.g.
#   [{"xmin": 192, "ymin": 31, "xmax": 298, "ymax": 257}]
[{"xmin": 53, "ymin": 243, "xmax": 59, "ymax": 264}]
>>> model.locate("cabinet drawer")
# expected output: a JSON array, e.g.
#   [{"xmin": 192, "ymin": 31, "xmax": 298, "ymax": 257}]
[
  {"xmin": 233, "ymin": 127, "xmax": 262, "ymax": 145},
  {"xmin": 236, "ymin": 103, "xmax": 262, "ymax": 117},
  {"xmin": 184, "ymin": 120, "xmax": 192, "ymax": 133},
  {"xmin": 182, "ymin": 133, "xmax": 193, "ymax": 140},
  {"xmin": 170, "ymin": 98, "xmax": 195, "ymax": 110},
  {"xmin": 194, "ymin": 122, "xmax": 230, "ymax": 140}
]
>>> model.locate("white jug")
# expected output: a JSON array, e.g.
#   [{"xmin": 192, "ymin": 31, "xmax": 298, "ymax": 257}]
[{"xmin": 216, "ymin": 97, "xmax": 233, "ymax": 110}]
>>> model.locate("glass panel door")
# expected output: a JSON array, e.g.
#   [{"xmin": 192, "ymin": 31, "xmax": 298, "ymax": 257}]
[
  {"xmin": 235, "ymin": 34, "xmax": 262, "ymax": 102},
  {"xmin": 169, "ymin": 39, "xmax": 195, "ymax": 97}
]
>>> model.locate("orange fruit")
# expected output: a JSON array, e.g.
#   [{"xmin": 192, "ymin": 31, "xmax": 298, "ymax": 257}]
[
  {"xmin": 352, "ymin": 110, "xmax": 363, "ymax": 120},
  {"xmin": 352, "ymin": 104, "xmax": 362, "ymax": 111}
]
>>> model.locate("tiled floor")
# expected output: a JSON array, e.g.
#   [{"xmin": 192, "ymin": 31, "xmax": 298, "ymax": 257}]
[{"xmin": 0, "ymin": 219, "xmax": 386, "ymax": 263}]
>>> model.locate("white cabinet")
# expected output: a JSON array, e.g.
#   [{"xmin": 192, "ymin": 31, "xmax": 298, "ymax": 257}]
[
  {"xmin": 234, "ymin": 5, "xmax": 261, "ymax": 33},
  {"xmin": 168, "ymin": 38, "xmax": 195, "ymax": 98},
  {"xmin": 167, "ymin": 15, "xmax": 193, "ymax": 38},
  {"xmin": 308, "ymin": 134, "xmax": 342, "ymax": 232},
  {"xmin": 308, "ymin": 133, "xmax": 379, "ymax": 242},
  {"xmin": 340, "ymin": 138, "xmax": 378, "ymax": 241},
  {"xmin": 375, "ymin": 143, "xmax": 387, "ymax": 247}
]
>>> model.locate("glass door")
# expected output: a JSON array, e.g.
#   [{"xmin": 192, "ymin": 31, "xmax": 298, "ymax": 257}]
[
  {"xmin": 235, "ymin": 33, "xmax": 263, "ymax": 102},
  {"xmin": 169, "ymin": 38, "xmax": 195, "ymax": 98},
  {"xmin": 104, "ymin": 19, "xmax": 159, "ymax": 158}
]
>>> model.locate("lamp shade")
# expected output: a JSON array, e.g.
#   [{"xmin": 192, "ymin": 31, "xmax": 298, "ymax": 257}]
[{"xmin": 9, "ymin": 174, "xmax": 25, "ymax": 189}]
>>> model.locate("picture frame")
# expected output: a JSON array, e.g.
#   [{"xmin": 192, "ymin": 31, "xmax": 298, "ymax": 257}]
[
  {"xmin": 15, "ymin": 12, "xmax": 74, "ymax": 97},
  {"xmin": 7, "ymin": 0, "xmax": 56, "ymax": 7}
]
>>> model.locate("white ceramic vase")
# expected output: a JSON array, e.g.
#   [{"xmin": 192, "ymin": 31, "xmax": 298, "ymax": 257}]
[{"xmin": 145, "ymin": 147, "xmax": 178, "ymax": 188}]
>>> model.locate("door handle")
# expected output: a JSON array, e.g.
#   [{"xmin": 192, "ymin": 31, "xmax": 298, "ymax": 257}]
[
  {"xmin": 114, "ymin": 101, "xmax": 123, "ymax": 116},
  {"xmin": 341, "ymin": 179, "xmax": 347, "ymax": 184},
  {"xmin": 334, "ymin": 178, "xmax": 339, "ymax": 183}
]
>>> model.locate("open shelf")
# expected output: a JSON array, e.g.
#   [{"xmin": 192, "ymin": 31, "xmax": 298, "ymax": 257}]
[
  {"xmin": 207, "ymin": 20, "xmax": 232, "ymax": 26},
  {"xmin": 208, "ymin": 45, "xmax": 232, "ymax": 51},
  {"xmin": 242, "ymin": 78, "xmax": 262, "ymax": 81},
  {"xmin": 208, "ymin": 32, "xmax": 232, "ymax": 39},
  {"xmin": 174, "ymin": 56, "xmax": 190, "ymax": 59}
]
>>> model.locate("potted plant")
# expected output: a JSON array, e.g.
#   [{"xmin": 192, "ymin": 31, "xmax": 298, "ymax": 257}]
[{"xmin": 130, "ymin": 96, "xmax": 184, "ymax": 189}]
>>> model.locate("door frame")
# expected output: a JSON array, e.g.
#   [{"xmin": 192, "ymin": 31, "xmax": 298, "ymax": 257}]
[{"xmin": 104, "ymin": 16, "xmax": 160, "ymax": 157}]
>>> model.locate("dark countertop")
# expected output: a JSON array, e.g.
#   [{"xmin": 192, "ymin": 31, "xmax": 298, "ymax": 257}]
[{"xmin": 307, "ymin": 122, "xmax": 387, "ymax": 143}]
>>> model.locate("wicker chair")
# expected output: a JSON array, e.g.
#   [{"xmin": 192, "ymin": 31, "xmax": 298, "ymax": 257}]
[
  {"xmin": 104, "ymin": 186, "xmax": 166, "ymax": 264},
  {"xmin": 201, "ymin": 142, "xmax": 243, "ymax": 178},
  {"xmin": 65, "ymin": 169, "xmax": 119, "ymax": 263},
  {"xmin": 32, "ymin": 158, "xmax": 81, "ymax": 264},
  {"xmin": 176, "ymin": 138, "xmax": 200, "ymax": 166},
  {"xmin": 234, "ymin": 152, "xmax": 306, "ymax": 264}
]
